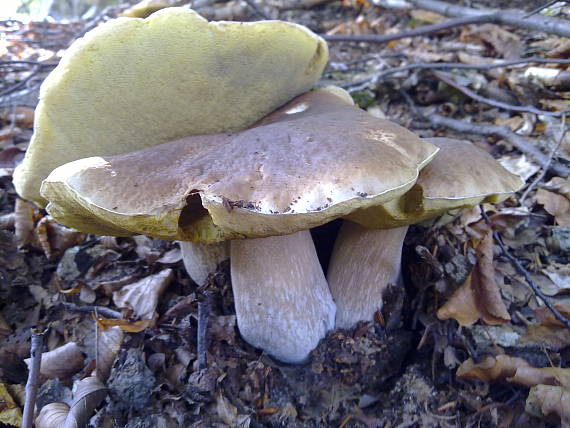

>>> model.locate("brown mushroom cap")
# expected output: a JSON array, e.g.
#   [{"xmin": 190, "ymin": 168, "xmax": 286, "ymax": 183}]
[
  {"xmin": 346, "ymin": 137, "xmax": 524, "ymax": 228},
  {"xmin": 41, "ymin": 88, "xmax": 439, "ymax": 243},
  {"xmin": 13, "ymin": 7, "xmax": 329, "ymax": 205}
]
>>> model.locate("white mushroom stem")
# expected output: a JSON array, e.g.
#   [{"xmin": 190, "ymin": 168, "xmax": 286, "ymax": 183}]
[
  {"xmin": 327, "ymin": 221, "xmax": 409, "ymax": 330},
  {"xmin": 231, "ymin": 230, "xmax": 336, "ymax": 364},
  {"xmin": 179, "ymin": 241, "xmax": 230, "ymax": 286}
]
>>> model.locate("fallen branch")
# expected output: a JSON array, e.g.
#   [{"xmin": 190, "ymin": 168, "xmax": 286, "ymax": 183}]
[
  {"xmin": 342, "ymin": 58, "xmax": 570, "ymax": 90},
  {"xmin": 433, "ymin": 70, "xmax": 568, "ymax": 117},
  {"xmin": 56, "ymin": 301, "xmax": 122, "ymax": 319},
  {"xmin": 480, "ymin": 206, "xmax": 570, "ymax": 331},
  {"xmin": 22, "ymin": 329, "xmax": 44, "ymax": 428},
  {"xmin": 197, "ymin": 288, "xmax": 211, "ymax": 370},
  {"xmin": 327, "ymin": 0, "xmax": 570, "ymax": 43},
  {"xmin": 407, "ymin": 0, "xmax": 570, "ymax": 38}
]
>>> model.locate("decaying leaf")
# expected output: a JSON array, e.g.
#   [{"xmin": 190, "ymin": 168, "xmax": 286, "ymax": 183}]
[
  {"xmin": 0, "ymin": 382, "xmax": 22, "ymax": 427},
  {"xmin": 526, "ymin": 385, "xmax": 570, "ymax": 428},
  {"xmin": 36, "ymin": 402, "xmax": 69, "ymax": 428},
  {"xmin": 522, "ymin": 324, "xmax": 570, "ymax": 351},
  {"xmin": 437, "ymin": 230, "xmax": 510, "ymax": 326},
  {"xmin": 457, "ymin": 354, "xmax": 527, "ymax": 383},
  {"xmin": 95, "ymin": 318, "xmax": 153, "ymax": 333},
  {"xmin": 537, "ymin": 177, "xmax": 570, "ymax": 226},
  {"xmin": 35, "ymin": 377, "xmax": 107, "ymax": 428},
  {"xmin": 113, "ymin": 269, "xmax": 174, "ymax": 321},
  {"xmin": 458, "ymin": 354, "xmax": 570, "ymax": 388},
  {"xmin": 214, "ymin": 390, "xmax": 250, "ymax": 427},
  {"xmin": 25, "ymin": 342, "xmax": 84, "ymax": 379},
  {"xmin": 499, "ymin": 155, "xmax": 540, "ymax": 181},
  {"xmin": 96, "ymin": 326, "xmax": 124, "ymax": 382},
  {"xmin": 33, "ymin": 216, "xmax": 85, "ymax": 260}
]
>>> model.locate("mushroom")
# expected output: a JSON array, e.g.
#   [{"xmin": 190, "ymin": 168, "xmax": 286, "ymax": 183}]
[
  {"xmin": 40, "ymin": 88, "xmax": 439, "ymax": 363},
  {"xmin": 327, "ymin": 137, "xmax": 524, "ymax": 329},
  {"xmin": 13, "ymin": 7, "xmax": 329, "ymax": 205}
]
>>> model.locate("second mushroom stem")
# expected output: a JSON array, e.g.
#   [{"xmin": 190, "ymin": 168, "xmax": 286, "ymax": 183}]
[
  {"xmin": 230, "ymin": 230, "xmax": 336, "ymax": 364},
  {"xmin": 327, "ymin": 222, "xmax": 409, "ymax": 330}
]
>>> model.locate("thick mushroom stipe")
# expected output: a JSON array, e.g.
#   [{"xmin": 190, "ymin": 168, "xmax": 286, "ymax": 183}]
[
  {"xmin": 179, "ymin": 241, "xmax": 229, "ymax": 286},
  {"xmin": 231, "ymin": 230, "xmax": 335, "ymax": 364},
  {"xmin": 327, "ymin": 222, "xmax": 408, "ymax": 330}
]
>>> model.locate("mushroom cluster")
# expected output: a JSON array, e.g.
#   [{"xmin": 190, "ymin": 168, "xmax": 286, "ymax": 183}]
[{"xmin": 15, "ymin": 8, "xmax": 523, "ymax": 364}]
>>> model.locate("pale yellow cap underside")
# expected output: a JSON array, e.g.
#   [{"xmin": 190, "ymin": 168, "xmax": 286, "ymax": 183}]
[{"xmin": 13, "ymin": 7, "xmax": 328, "ymax": 205}]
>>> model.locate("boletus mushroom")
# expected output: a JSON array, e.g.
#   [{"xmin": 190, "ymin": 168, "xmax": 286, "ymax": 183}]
[
  {"xmin": 40, "ymin": 88, "xmax": 439, "ymax": 363},
  {"xmin": 327, "ymin": 137, "xmax": 524, "ymax": 329}
]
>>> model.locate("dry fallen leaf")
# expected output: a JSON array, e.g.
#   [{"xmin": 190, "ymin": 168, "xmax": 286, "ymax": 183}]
[
  {"xmin": 113, "ymin": 269, "xmax": 174, "ymax": 321},
  {"xmin": 526, "ymin": 385, "xmax": 570, "ymax": 428},
  {"xmin": 33, "ymin": 216, "xmax": 85, "ymax": 260},
  {"xmin": 0, "ymin": 382, "xmax": 22, "ymax": 427},
  {"xmin": 95, "ymin": 318, "xmax": 154, "ymax": 333},
  {"xmin": 25, "ymin": 342, "xmax": 85, "ymax": 379},
  {"xmin": 35, "ymin": 376, "xmax": 107, "ymax": 428},
  {"xmin": 458, "ymin": 354, "xmax": 570, "ymax": 388},
  {"xmin": 457, "ymin": 354, "xmax": 528, "ymax": 383},
  {"xmin": 536, "ymin": 188, "xmax": 570, "ymax": 226},
  {"xmin": 215, "ymin": 390, "xmax": 251, "ymax": 427},
  {"xmin": 437, "ymin": 230, "xmax": 510, "ymax": 326},
  {"xmin": 96, "ymin": 326, "xmax": 124, "ymax": 382}
]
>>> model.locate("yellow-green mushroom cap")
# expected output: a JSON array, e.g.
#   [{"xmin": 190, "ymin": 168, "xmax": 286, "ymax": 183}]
[
  {"xmin": 346, "ymin": 137, "xmax": 525, "ymax": 228},
  {"xmin": 13, "ymin": 7, "xmax": 328, "ymax": 205},
  {"xmin": 40, "ymin": 88, "xmax": 439, "ymax": 243}
]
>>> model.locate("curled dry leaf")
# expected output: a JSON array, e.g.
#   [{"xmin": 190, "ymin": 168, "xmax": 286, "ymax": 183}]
[
  {"xmin": 458, "ymin": 354, "xmax": 570, "ymax": 388},
  {"xmin": 0, "ymin": 382, "xmax": 22, "ymax": 427},
  {"xmin": 534, "ymin": 304, "xmax": 570, "ymax": 327},
  {"xmin": 95, "ymin": 318, "xmax": 153, "ymax": 333},
  {"xmin": 526, "ymin": 385, "xmax": 570, "ymax": 428},
  {"xmin": 437, "ymin": 230, "xmax": 510, "ymax": 326},
  {"xmin": 214, "ymin": 390, "xmax": 251, "ymax": 427},
  {"xmin": 457, "ymin": 354, "xmax": 529, "ymax": 383},
  {"xmin": 36, "ymin": 377, "xmax": 107, "ymax": 428},
  {"xmin": 33, "ymin": 216, "xmax": 85, "ymax": 260},
  {"xmin": 36, "ymin": 402, "xmax": 69, "ymax": 428},
  {"xmin": 25, "ymin": 342, "xmax": 85, "ymax": 379},
  {"xmin": 537, "ymin": 177, "xmax": 570, "ymax": 226},
  {"xmin": 113, "ymin": 269, "xmax": 174, "ymax": 321},
  {"xmin": 96, "ymin": 326, "xmax": 124, "ymax": 382}
]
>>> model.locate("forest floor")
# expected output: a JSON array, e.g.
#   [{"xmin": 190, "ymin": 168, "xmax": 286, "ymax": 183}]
[{"xmin": 1, "ymin": 1, "xmax": 569, "ymax": 427}]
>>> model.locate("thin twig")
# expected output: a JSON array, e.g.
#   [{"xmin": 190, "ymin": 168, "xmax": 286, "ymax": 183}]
[
  {"xmin": 323, "ymin": 14, "xmax": 496, "ymax": 43},
  {"xmin": 433, "ymin": 70, "xmax": 568, "ymax": 117},
  {"xmin": 479, "ymin": 206, "xmax": 570, "ymax": 331},
  {"xmin": 0, "ymin": 65, "xmax": 42, "ymax": 98},
  {"xmin": 520, "ymin": 116, "xmax": 569, "ymax": 204},
  {"xmin": 22, "ymin": 329, "xmax": 45, "ymax": 428},
  {"xmin": 196, "ymin": 289, "xmax": 211, "ymax": 370},
  {"xmin": 56, "ymin": 301, "xmax": 122, "ymax": 319}
]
